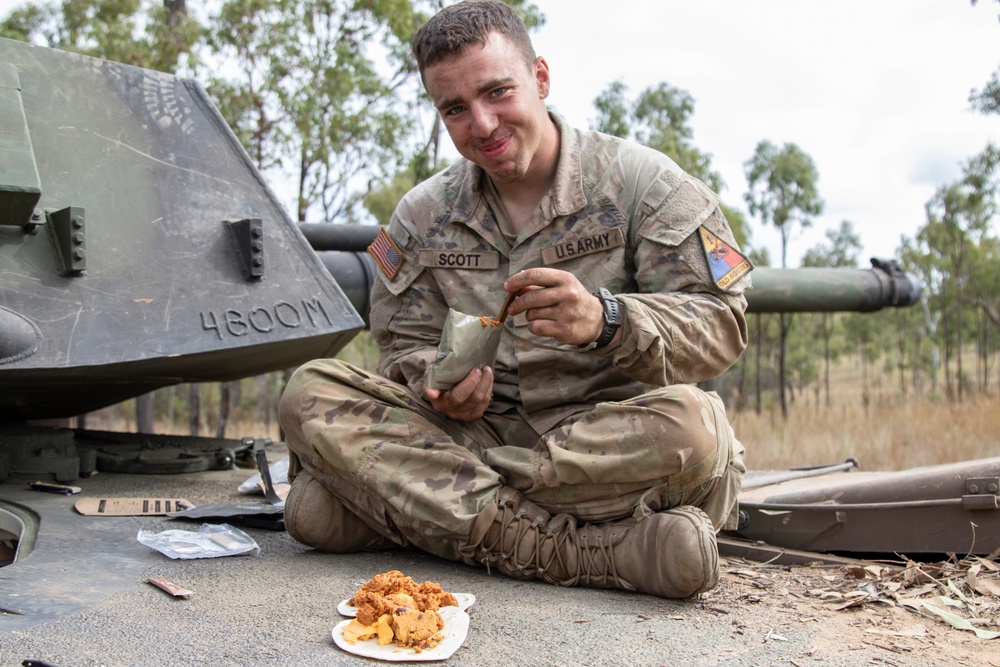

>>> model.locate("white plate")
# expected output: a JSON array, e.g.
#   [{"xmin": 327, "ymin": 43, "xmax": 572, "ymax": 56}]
[
  {"xmin": 337, "ymin": 592, "xmax": 475, "ymax": 618},
  {"xmin": 332, "ymin": 605, "xmax": 470, "ymax": 662}
]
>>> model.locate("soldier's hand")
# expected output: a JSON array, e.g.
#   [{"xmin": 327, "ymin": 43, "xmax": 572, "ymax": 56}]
[
  {"xmin": 424, "ymin": 365, "xmax": 494, "ymax": 421},
  {"xmin": 504, "ymin": 268, "xmax": 606, "ymax": 346}
]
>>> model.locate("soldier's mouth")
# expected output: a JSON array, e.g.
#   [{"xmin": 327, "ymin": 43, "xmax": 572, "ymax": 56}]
[{"xmin": 479, "ymin": 134, "xmax": 512, "ymax": 160}]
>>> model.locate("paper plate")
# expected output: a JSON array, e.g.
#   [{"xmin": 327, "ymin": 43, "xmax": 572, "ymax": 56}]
[
  {"xmin": 337, "ymin": 593, "xmax": 475, "ymax": 618},
  {"xmin": 332, "ymin": 606, "xmax": 470, "ymax": 662}
]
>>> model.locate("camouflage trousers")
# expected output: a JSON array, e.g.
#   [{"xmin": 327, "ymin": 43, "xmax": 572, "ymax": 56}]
[{"xmin": 278, "ymin": 359, "xmax": 746, "ymax": 563}]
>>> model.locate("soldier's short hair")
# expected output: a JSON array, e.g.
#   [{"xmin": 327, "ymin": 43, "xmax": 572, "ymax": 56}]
[{"xmin": 412, "ymin": 0, "xmax": 536, "ymax": 76}]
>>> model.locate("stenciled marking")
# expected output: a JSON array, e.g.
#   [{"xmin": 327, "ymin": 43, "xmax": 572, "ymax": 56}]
[{"xmin": 200, "ymin": 298, "xmax": 333, "ymax": 339}]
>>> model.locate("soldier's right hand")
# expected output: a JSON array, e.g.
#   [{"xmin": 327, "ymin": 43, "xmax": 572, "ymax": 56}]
[{"xmin": 424, "ymin": 365, "xmax": 494, "ymax": 421}]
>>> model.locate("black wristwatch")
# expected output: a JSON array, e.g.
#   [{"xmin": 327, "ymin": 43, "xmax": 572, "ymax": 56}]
[{"xmin": 584, "ymin": 287, "xmax": 622, "ymax": 350}]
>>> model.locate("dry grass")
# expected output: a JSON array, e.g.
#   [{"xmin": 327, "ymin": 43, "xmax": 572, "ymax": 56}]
[
  {"xmin": 101, "ymin": 392, "xmax": 1000, "ymax": 474},
  {"xmin": 81, "ymin": 343, "xmax": 1000, "ymax": 474},
  {"xmin": 732, "ymin": 396, "xmax": 1000, "ymax": 472}
]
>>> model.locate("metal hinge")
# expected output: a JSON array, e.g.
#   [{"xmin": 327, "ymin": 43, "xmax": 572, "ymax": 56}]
[{"xmin": 962, "ymin": 477, "xmax": 1000, "ymax": 510}]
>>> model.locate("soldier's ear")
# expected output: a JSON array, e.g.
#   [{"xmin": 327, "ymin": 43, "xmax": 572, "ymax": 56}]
[{"xmin": 534, "ymin": 57, "xmax": 550, "ymax": 99}]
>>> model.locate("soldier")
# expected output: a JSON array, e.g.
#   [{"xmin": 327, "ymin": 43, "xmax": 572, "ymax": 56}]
[{"xmin": 279, "ymin": 0, "xmax": 751, "ymax": 599}]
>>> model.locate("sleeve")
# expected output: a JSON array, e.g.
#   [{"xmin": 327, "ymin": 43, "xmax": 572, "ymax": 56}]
[
  {"xmin": 604, "ymin": 172, "xmax": 751, "ymax": 386},
  {"xmin": 368, "ymin": 214, "xmax": 445, "ymax": 398}
]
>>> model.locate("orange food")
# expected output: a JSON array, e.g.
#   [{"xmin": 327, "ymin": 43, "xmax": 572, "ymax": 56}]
[{"xmin": 344, "ymin": 570, "xmax": 456, "ymax": 650}]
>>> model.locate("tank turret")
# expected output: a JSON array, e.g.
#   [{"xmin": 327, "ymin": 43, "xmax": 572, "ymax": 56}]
[{"xmin": 0, "ymin": 37, "xmax": 362, "ymax": 422}]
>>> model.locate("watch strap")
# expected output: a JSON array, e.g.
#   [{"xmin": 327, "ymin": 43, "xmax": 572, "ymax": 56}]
[{"xmin": 590, "ymin": 287, "xmax": 621, "ymax": 350}]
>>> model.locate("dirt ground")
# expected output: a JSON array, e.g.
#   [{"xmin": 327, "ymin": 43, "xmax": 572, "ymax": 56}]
[{"xmin": 706, "ymin": 555, "xmax": 1000, "ymax": 667}]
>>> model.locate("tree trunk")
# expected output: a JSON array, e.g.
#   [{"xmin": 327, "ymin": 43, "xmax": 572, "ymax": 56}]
[
  {"xmin": 822, "ymin": 313, "xmax": 831, "ymax": 407},
  {"xmin": 754, "ymin": 316, "xmax": 762, "ymax": 415},
  {"xmin": 215, "ymin": 382, "xmax": 232, "ymax": 439},
  {"xmin": 778, "ymin": 312, "xmax": 790, "ymax": 419},
  {"xmin": 189, "ymin": 384, "xmax": 201, "ymax": 436}
]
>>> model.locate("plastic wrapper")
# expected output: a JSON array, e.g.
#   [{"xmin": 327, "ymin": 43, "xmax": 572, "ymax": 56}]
[
  {"xmin": 238, "ymin": 456, "xmax": 289, "ymax": 493},
  {"xmin": 137, "ymin": 523, "xmax": 260, "ymax": 559},
  {"xmin": 425, "ymin": 309, "xmax": 504, "ymax": 390}
]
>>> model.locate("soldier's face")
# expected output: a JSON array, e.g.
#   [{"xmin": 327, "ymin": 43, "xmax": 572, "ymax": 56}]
[{"xmin": 423, "ymin": 33, "xmax": 554, "ymax": 188}]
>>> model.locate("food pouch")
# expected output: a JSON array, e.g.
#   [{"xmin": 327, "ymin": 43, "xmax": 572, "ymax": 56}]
[{"xmin": 425, "ymin": 309, "xmax": 504, "ymax": 390}]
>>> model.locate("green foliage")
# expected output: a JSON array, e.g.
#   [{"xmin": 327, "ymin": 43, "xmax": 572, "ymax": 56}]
[
  {"xmin": 592, "ymin": 79, "xmax": 630, "ymax": 139},
  {"xmin": 801, "ymin": 220, "xmax": 862, "ymax": 269},
  {"xmin": 970, "ymin": 68, "xmax": 1000, "ymax": 116},
  {"xmin": 0, "ymin": 2, "xmax": 51, "ymax": 41},
  {"xmin": 969, "ymin": 0, "xmax": 1000, "ymax": 116},
  {"xmin": 364, "ymin": 152, "xmax": 450, "ymax": 225},
  {"xmin": 744, "ymin": 140, "xmax": 824, "ymax": 269},
  {"xmin": 207, "ymin": 0, "xmax": 423, "ymax": 223},
  {"xmin": 900, "ymin": 143, "xmax": 1000, "ymax": 399},
  {"xmin": 4, "ymin": 0, "xmax": 203, "ymax": 73},
  {"xmin": 719, "ymin": 203, "xmax": 750, "ymax": 251}
]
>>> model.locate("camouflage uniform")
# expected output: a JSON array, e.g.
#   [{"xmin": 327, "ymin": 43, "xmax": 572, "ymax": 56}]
[{"xmin": 280, "ymin": 114, "xmax": 750, "ymax": 563}]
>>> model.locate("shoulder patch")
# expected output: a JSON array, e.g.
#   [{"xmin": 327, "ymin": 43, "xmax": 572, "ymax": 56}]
[
  {"xmin": 368, "ymin": 227, "xmax": 403, "ymax": 280},
  {"xmin": 699, "ymin": 226, "xmax": 752, "ymax": 292}
]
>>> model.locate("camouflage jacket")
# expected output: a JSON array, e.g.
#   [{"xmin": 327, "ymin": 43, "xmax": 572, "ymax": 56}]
[{"xmin": 369, "ymin": 114, "xmax": 751, "ymax": 433}]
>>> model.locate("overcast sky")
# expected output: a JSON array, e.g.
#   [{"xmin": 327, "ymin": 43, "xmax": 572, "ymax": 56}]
[
  {"xmin": 529, "ymin": 0, "xmax": 1000, "ymax": 267},
  {"xmin": 2, "ymin": 0, "xmax": 998, "ymax": 268}
]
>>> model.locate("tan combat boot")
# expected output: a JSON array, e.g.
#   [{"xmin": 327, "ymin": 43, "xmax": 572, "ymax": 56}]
[
  {"xmin": 461, "ymin": 487, "xmax": 718, "ymax": 598},
  {"xmin": 284, "ymin": 470, "xmax": 398, "ymax": 553}
]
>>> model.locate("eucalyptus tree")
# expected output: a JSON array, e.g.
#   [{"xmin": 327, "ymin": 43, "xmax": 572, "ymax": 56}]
[
  {"xmin": 911, "ymin": 145, "xmax": 999, "ymax": 400},
  {"xmin": 953, "ymin": 146, "xmax": 1000, "ymax": 392},
  {"xmin": 743, "ymin": 140, "xmax": 823, "ymax": 418},
  {"xmin": 800, "ymin": 220, "xmax": 861, "ymax": 405},
  {"xmin": 743, "ymin": 140, "xmax": 823, "ymax": 270},
  {"xmin": 207, "ymin": 0, "xmax": 426, "ymax": 224}
]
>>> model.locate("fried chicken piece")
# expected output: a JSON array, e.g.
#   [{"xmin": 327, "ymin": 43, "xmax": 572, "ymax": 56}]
[
  {"xmin": 347, "ymin": 570, "xmax": 458, "ymax": 626},
  {"xmin": 414, "ymin": 580, "xmax": 458, "ymax": 612}
]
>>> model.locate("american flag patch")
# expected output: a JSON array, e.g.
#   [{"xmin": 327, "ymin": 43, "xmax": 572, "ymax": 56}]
[{"xmin": 368, "ymin": 227, "xmax": 402, "ymax": 280}]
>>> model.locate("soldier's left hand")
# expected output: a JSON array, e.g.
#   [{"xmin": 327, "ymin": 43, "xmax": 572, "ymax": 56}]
[
  {"xmin": 424, "ymin": 365, "xmax": 494, "ymax": 421},
  {"xmin": 504, "ymin": 268, "xmax": 605, "ymax": 346}
]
